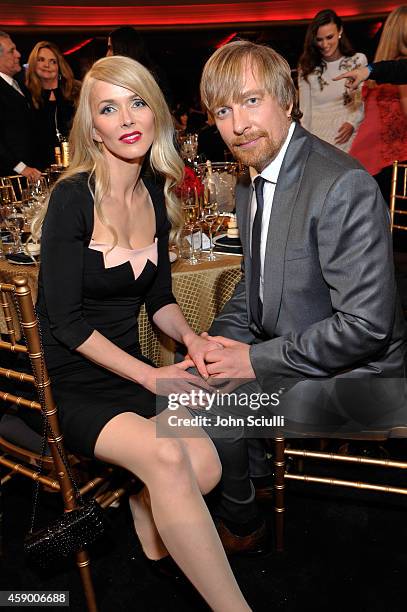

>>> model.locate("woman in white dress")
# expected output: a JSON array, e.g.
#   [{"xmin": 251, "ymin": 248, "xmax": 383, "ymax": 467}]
[{"xmin": 298, "ymin": 9, "xmax": 367, "ymax": 152}]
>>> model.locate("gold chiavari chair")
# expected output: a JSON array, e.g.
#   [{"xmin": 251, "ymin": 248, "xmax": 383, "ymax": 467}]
[
  {"xmin": 390, "ymin": 160, "xmax": 407, "ymax": 233},
  {"xmin": 272, "ymin": 428, "xmax": 407, "ymax": 552},
  {"xmin": 0, "ymin": 174, "xmax": 49, "ymax": 204},
  {"xmin": 0, "ymin": 175, "xmax": 28, "ymax": 204},
  {"xmin": 0, "ymin": 277, "xmax": 135, "ymax": 611}
]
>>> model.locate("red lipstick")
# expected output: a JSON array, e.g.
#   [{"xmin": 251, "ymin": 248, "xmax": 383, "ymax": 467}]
[{"xmin": 119, "ymin": 131, "xmax": 142, "ymax": 144}]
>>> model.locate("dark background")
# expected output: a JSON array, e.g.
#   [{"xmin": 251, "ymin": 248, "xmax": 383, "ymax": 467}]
[{"xmin": 6, "ymin": 16, "xmax": 386, "ymax": 108}]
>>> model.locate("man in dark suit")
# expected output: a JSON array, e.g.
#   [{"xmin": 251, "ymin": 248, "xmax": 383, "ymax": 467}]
[
  {"xmin": 198, "ymin": 41, "xmax": 407, "ymax": 554},
  {"xmin": 0, "ymin": 31, "xmax": 41, "ymax": 179}
]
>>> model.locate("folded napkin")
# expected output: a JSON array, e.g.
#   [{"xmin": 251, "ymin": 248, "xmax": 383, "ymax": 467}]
[{"xmin": 6, "ymin": 253, "xmax": 36, "ymax": 265}]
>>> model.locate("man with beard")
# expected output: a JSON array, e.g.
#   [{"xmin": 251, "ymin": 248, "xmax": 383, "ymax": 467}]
[{"xmin": 197, "ymin": 41, "xmax": 406, "ymax": 555}]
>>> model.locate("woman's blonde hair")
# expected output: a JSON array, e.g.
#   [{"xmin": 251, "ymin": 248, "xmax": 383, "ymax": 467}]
[
  {"xmin": 374, "ymin": 5, "xmax": 407, "ymax": 62},
  {"xmin": 33, "ymin": 55, "xmax": 183, "ymax": 244},
  {"xmin": 26, "ymin": 41, "xmax": 80, "ymax": 109}
]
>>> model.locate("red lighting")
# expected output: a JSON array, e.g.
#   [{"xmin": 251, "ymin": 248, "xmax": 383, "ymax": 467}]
[
  {"xmin": 64, "ymin": 38, "xmax": 93, "ymax": 55},
  {"xmin": 0, "ymin": 2, "xmax": 400, "ymax": 27},
  {"xmin": 368, "ymin": 21, "xmax": 384, "ymax": 37},
  {"xmin": 216, "ymin": 33, "xmax": 238, "ymax": 49}
]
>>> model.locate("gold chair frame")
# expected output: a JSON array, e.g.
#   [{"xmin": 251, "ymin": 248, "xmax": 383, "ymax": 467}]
[
  {"xmin": 0, "ymin": 277, "xmax": 134, "ymax": 611},
  {"xmin": 0, "ymin": 175, "xmax": 28, "ymax": 204},
  {"xmin": 0, "ymin": 174, "xmax": 48, "ymax": 204},
  {"xmin": 272, "ymin": 435, "xmax": 407, "ymax": 552},
  {"xmin": 390, "ymin": 160, "xmax": 407, "ymax": 232}
]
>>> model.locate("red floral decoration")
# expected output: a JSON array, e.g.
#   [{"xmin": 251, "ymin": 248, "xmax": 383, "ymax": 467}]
[{"xmin": 176, "ymin": 166, "xmax": 204, "ymax": 197}]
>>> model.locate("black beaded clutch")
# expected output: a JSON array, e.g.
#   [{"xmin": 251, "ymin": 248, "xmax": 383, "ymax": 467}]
[{"xmin": 24, "ymin": 498, "xmax": 105, "ymax": 568}]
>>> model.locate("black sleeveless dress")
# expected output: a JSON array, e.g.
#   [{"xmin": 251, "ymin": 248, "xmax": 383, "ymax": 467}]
[{"xmin": 36, "ymin": 173, "xmax": 177, "ymax": 457}]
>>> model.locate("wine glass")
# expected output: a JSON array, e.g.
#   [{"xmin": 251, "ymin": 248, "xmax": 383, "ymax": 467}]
[
  {"xmin": 181, "ymin": 186, "xmax": 200, "ymax": 265},
  {"xmin": 179, "ymin": 133, "xmax": 198, "ymax": 164},
  {"xmin": 202, "ymin": 179, "xmax": 219, "ymax": 261},
  {"xmin": 28, "ymin": 177, "xmax": 48, "ymax": 212},
  {"xmin": 3, "ymin": 204, "xmax": 24, "ymax": 253}
]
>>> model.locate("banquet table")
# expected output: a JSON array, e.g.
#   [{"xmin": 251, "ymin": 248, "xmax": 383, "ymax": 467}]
[{"xmin": 0, "ymin": 253, "xmax": 242, "ymax": 366}]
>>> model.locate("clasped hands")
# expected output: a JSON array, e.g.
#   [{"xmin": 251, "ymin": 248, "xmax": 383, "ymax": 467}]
[
  {"xmin": 185, "ymin": 332, "xmax": 256, "ymax": 384},
  {"xmin": 148, "ymin": 333, "xmax": 255, "ymax": 397}
]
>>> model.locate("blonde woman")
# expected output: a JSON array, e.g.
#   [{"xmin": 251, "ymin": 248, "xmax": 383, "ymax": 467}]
[
  {"xmin": 349, "ymin": 6, "xmax": 407, "ymax": 201},
  {"xmin": 26, "ymin": 41, "xmax": 81, "ymax": 168},
  {"xmin": 34, "ymin": 56, "xmax": 250, "ymax": 611}
]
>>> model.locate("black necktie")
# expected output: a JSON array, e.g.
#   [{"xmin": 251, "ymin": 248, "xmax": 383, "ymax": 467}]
[{"xmin": 250, "ymin": 175, "xmax": 266, "ymax": 329}]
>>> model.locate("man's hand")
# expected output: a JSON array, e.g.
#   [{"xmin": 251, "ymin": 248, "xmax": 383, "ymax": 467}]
[
  {"xmin": 334, "ymin": 122, "xmax": 354, "ymax": 145},
  {"xmin": 333, "ymin": 66, "xmax": 370, "ymax": 91},
  {"xmin": 21, "ymin": 166, "xmax": 42, "ymax": 181},
  {"xmin": 204, "ymin": 335, "xmax": 256, "ymax": 381}
]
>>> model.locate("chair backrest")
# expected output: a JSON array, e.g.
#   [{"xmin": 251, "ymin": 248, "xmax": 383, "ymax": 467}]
[
  {"xmin": 390, "ymin": 161, "xmax": 407, "ymax": 232},
  {"xmin": 0, "ymin": 175, "xmax": 28, "ymax": 204},
  {"xmin": 0, "ymin": 276, "xmax": 79, "ymax": 504},
  {"xmin": 0, "ymin": 276, "xmax": 135, "ymax": 611}
]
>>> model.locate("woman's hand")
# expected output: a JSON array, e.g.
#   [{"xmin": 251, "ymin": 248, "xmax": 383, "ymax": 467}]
[
  {"xmin": 183, "ymin": 332, "xmax": 223, "ymax": 380},
  {"xmin": 333, "ymin": 66, "xmax": 370, "ymax": 91},
  {"xmin": 335, "ymin": 122, "xmax": 354, "ymax": 145},
  {"xmin": 141, "ymin": 359, "xmax": 212, "ymax": 397}
]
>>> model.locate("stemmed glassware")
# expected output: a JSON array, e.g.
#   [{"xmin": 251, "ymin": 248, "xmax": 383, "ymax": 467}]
[
  {"xmin": 3, "ymin": 204, "xmax": 25, "ymax": 253},
  {"xmin": 202, "ymin": 178, "xmax": 219, "ymax": 261},
  {"xmin": 181, "ymin": 186, "xmax": 200, "ymax": 265},
  {"xmin": 179, "ymin": 133, "xmax": 199, "ymax": 165},
  {"xmin": 0, "ymin": 184, "xmax": 15, "ymax": 257}
]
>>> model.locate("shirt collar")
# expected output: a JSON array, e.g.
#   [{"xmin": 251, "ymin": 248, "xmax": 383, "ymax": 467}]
[
  {"xmin": 0, "ymin": 71, "xmax": 15, "ymax": 87},
  {"xmin": 250, "ymin": 121, "xmax": 295, "ymax": 185}
]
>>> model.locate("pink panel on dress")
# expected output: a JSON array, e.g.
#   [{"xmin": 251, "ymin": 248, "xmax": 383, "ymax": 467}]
[{"xmin": 89, "ymin": 238, "xmax": 158, "ymax": 280}]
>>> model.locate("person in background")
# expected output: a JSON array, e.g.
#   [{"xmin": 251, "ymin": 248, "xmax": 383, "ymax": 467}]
[
  {"xmin": 197, "ymin": 113, "xmax": 228, "ymax": 161},
  {"xmin": 298, "ymin": 9, "xmax": 367, "ymax": 152},
  {"xmin": 349, "ymin": 6, "xmax": 407, "ymax": 202},
  {"xmin": 0, "ymin": 31, "xmax": 41, "ymax": 180},
  {"xmin": 173, "ymin": 104, "xmax": 189, "ymax": 135},
  {"xmin": 33, "ymin": 54, "xmax": 250, "ymax": 611},
  {"xmin": 334, "ymin": 59, "xmax": 407, "ymax": 90},
  {"xmin": 26, "ymin": 41, "xmax": 81, "ymax": 169},
  {"xmin": 107, "ymin": 25, "xmax": 173, "ymax": 106}
]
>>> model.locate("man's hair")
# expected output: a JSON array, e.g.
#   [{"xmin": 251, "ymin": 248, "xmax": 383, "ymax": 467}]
[
  {"xmin": 200, "ymin": 40, "xmax": 302, "ymax": 122},
  {"xmin": 0, "ymin": 31, "xmax": 11, "ymax": 56}
]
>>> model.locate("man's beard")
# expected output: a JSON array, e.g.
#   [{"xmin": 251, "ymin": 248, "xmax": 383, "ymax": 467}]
[{"xmin": 228, "ymin": 128, "xmax": 287, "ymax": 172}]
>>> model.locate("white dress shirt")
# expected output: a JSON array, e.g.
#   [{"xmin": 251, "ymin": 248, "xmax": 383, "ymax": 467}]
[{"xmin": 249, "ymin": 121, "xmax": 295, "ymax": 301}]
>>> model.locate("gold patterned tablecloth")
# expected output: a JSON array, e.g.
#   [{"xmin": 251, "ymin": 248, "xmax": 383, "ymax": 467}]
[{"xmin": 0, "ymin": 254, "xmax": 242, "ymax": 366}]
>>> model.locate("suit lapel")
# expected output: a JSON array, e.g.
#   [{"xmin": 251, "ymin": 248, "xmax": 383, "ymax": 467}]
[
  {"xmin": 262, "ymin": 125, "xmax": 311, "ymax": 335},
  {"xmin": 0, "ymin": 75, "xmax": 30, "ymax": 108}
]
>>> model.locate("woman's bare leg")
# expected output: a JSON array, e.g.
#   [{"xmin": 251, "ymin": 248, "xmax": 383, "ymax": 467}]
[
  {"xmin": 95, "ymin": 412, "xmax": 250, "ymax": 612},
  {"xmin": 128, "ymin": 416, "xmax": 223, "ymax": 561}
]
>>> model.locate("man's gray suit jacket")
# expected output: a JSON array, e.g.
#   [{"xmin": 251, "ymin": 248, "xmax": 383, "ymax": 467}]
[{"xmin": 210, "ymin": 124, "xmax": 407, "ymax": 391}]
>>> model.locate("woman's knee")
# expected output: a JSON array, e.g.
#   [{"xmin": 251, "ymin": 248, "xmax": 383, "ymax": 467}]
[{"xmin": 154, "ymin": 437, "xmax": 190, "ymax": 475}]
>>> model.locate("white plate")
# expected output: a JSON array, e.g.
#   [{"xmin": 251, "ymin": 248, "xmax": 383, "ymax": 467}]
[
  {"xmin": 212, "ymin": 233, "xmax": 241, "ymax": 248},
  {"xmin": 169, "ymin": 250, "xmax": 178, "ymax": 263},
  {"xmin": 6, "ymin": 257, "xmax": 36, "ymax": 266}
]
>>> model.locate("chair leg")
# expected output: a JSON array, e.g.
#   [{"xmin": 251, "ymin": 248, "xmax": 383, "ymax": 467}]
[
  {"xmin": 75, "ymin": 550, "xmax": 98, "ymax": 612},
  {"xmin": 273, "ymin": 436, "xmax": 285, "ymax": 552}
]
